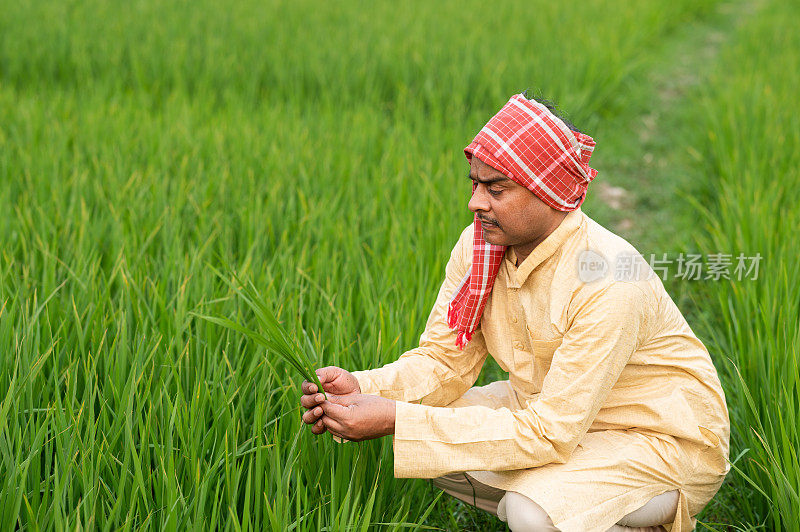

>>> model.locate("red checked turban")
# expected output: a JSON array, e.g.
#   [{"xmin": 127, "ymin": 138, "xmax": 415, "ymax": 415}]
[{"xmin": 447, "ymin": 93, "xmax": 598, "ymax": 348}]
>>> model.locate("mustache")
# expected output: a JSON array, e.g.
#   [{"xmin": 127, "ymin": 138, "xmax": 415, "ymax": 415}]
[{"xmin": 477, "ymin": 215, "xmax": 500, "ymax": 227}]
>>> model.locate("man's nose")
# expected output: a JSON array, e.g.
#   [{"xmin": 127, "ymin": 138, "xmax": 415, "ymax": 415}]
[{"xmin": 468, "ymin": 185, "xmax": 490, "ymax": 213}]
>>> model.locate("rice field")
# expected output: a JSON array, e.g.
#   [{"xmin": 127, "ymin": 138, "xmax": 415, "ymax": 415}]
[{"xmin": 1, "ymin": 0, "xmax": 797, "ymax": 529}]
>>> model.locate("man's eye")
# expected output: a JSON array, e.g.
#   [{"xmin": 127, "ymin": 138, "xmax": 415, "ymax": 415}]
[{"xmin": 488, "ymin": 188, "xmax": 502, "ymax": 197}]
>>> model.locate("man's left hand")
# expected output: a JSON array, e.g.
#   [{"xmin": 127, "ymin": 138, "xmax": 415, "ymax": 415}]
[{"xmin": 320, "ymin": 393, "xmax": 396, "ymax": 442}]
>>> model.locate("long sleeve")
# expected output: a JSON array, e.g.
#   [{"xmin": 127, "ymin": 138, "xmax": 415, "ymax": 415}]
[
  {"xmin": 392, "ymin": 280, "xmax": 653, "ymax": 478},
  {"xmin": 352, "ymin": 226, "xmax": 489, "ymax": 407}
]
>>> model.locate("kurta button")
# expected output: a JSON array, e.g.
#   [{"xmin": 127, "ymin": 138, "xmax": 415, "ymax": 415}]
[
  {"xmin": 514, "ymin": 341, "xmax": 524, "ymax": 350},
  {"xmin": 512, "ymin": 315, "xmax": 518, "ymax": 323}
]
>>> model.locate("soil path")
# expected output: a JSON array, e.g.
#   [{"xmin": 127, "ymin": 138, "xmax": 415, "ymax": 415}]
[{"xmin": 589, "ymin": 0, "xmax": 757, "ymax": 256}]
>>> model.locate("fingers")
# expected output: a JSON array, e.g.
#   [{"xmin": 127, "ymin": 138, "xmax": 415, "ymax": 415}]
[
  {"xmin": 302, "ymin": 405, "xmax": 324, "ymax": 425},
  {"xmin": 300, "ymin": 402, "xmax": 328, "ymax": 436},
  {"xmin": 311, "ymin": 417, "xmax": 327, "ymax": 435},
  {"xmin": 317, "ymin": 365, "xmax": 336, "ymax": 380},
  {"xmin": 304, "ymin": 366, "xmax": 339, "ymax": 394},
  {"xmin": 320, "ymin": 397, "xmax": 350, "ymax": 419},
  {"xmin": 301, "ymin": 380, "xmax": 318, "ymax": 395},
  {"xmin": 317, "ymin": 367, "xmax": 339, "ymax": 391},
  {"xmin": 300, "ymin": 393, "xmax": 325, "ymax": 409}
]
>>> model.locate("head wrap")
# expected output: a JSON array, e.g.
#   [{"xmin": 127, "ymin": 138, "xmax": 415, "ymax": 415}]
[{"xmin": 447, "ymin": 93, "xmax": 598, "ymax": 348}]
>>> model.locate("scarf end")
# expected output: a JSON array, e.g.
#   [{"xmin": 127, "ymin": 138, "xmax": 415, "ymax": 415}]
[
  {"xmin": 448, "ymin": 303, "xmax": 473, "ymax": 349},
  {"xmin": 447, "ymin": 301, "xmax": 458, "ymax": 330},
  {"xmin": 455, "ymin": 329, "xmax": 472, "ymax": 350}
]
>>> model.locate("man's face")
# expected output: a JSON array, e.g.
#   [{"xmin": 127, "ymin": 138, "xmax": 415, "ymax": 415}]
[{"xmin": 467, "ymin": 157, "xmax": 566, "ymax": 255}]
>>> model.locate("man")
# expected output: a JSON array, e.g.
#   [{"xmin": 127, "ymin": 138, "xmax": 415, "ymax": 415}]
[{"xmin": 299, "ymin": 93, "xmax": 729, "ymax": 531}]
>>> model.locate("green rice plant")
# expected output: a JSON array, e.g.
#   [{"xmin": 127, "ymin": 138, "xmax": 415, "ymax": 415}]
[{"xmin": 191, "ymin": 267, "xmax": 326, "ymax": 398}]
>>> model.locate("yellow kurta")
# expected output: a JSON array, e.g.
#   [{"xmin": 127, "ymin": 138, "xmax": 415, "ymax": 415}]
[{"xmin": 352, "ymin": 207, "xmax": 730, "ymax": 532}]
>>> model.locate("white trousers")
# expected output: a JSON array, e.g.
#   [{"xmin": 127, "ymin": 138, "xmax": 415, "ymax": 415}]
[{"xmin": 431, "ymin": 472, "xmax": 679, "ymax": 532}]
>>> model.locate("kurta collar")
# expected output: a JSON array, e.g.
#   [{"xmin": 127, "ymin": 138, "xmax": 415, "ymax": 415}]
[{"xmin": 505, "ymin": 207, "xmax": 584, "ymax": 288}]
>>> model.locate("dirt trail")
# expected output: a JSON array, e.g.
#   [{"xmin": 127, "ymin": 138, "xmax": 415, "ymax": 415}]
[{"xmin": 588, "ymin": 0, "xmax": 757, "ymax": 256}]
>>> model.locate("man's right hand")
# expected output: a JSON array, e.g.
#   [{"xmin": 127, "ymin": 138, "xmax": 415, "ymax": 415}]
[{"xmin": 300, "ymin": 366, "xmax": 361, "ymax": 435}]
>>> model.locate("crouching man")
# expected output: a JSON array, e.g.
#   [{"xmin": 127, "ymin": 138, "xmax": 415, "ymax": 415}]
[{"xmin": 299, "ymin": 93, "xmax": 729, "ymax": 531}]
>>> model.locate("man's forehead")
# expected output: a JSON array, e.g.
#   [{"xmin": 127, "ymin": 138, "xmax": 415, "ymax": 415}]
[{"xmin": 469, "ymin": 157, "xmax": 510, "ymax": 180}]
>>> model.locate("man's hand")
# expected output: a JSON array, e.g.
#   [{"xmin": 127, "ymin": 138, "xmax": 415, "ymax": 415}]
[
  {"xmin": 319, "ymin": 393, "xmax": 396, "ymax": 442},
  {"xmin": 300, "ymin": 366, "xmax": 361, "ymax": 435}
]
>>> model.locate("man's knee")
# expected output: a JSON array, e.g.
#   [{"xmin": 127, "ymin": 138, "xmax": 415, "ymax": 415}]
[
  {"xmin": 617, "ymin": 489, "xmax": 679, "ymax": 527},
  {"xmin": 499, "ymin": 491, "xmax": 559, "ymax": 532}
]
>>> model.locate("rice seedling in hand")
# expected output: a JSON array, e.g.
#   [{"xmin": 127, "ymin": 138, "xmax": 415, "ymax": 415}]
[{"xmin": 191, "ymin": 268, "xmax": 326, "ymax": 398}]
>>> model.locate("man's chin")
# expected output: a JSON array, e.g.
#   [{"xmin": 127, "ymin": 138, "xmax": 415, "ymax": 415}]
[{"xmin": 480, "ymin": 228, "xmax": 508, "ymax": 246}]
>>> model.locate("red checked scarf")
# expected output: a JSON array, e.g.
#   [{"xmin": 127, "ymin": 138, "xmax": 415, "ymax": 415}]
[{"xmin": 447, "ymin": 94, "xmax": 598, "ymax": 348}]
